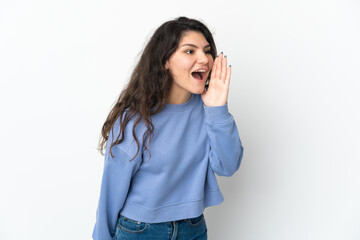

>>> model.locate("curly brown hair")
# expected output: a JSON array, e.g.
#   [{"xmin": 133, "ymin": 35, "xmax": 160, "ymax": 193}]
[{"xmin": 98, "ymin": 16, "xmax": 217, "ymax": 161}]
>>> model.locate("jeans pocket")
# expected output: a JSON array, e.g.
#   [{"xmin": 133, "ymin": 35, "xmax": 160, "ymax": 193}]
[
  {"xmin": 117, "ymin": 215, "xmax": 148, "ymax": 234},
  {"xmin": 187, "ymin": 214, "xmax": 205, "ymax": 227}
]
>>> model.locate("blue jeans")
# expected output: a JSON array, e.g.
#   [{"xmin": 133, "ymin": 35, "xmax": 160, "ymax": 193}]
[{"xmin": 113, "ymin": 214, "xmax": 207, "ymax": 240}]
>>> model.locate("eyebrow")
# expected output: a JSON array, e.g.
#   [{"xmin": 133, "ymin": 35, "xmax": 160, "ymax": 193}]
[{"xmin": 180, "ymin": 43, "xmax": 211, "ymax": 49}]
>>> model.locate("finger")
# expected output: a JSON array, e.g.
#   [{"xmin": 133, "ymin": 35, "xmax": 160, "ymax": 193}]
[
  {"xmin": 221, "ymin": 54, "xmax": 227, "ymax": 82},
  {"xmin": 211, "ymin": 56, "xmax": 218, "ymax": 79},
  {"xmin": 215, "ymin": 53, "xmax": 223, "ymax": 80},
  {"xmin": 225, "ymin": 65, "xmax": 231, "ymax": 86}
]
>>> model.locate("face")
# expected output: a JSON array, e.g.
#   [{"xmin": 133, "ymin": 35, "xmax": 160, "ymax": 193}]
[{"xmin": 165, "ymin": 31, "xmax": 214, "ymax": 98}]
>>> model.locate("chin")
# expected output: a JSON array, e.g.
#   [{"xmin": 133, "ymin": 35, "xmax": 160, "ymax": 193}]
[{"xmin": 192, "ymin": 87, "xmax": 205, "ymax": 94}]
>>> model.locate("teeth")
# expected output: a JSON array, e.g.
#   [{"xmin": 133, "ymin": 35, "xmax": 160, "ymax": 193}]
[{"xmin": 194, "ymin": 70, "xmax": 206, "ymax": 72}]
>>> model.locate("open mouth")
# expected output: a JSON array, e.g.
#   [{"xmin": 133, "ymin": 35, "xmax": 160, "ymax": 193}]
[{"xmin": 191, "ymin": 70, "xmax": 206, "ymax": 81}]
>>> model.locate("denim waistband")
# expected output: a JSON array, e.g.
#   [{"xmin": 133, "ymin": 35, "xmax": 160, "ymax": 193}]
[{"xmin": 122, "ymin": 213, "xmax": 204, "ymax": 224}]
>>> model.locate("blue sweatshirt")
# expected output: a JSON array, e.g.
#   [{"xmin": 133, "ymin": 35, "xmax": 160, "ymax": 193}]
[{"xmin": 92, "ymin": 93, "xmax": 244, "ymax": 240}]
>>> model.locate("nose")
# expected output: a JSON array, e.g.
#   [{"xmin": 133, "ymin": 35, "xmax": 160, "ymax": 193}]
[{"xmin": 197, "ymin": 51, "xmax": 209, "ymax": 65}]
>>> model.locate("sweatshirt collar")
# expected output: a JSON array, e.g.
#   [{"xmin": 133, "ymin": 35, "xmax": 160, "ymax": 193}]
[{"xmin": 162, "ymin": 93, "xmax": 196, "ymax": 112}]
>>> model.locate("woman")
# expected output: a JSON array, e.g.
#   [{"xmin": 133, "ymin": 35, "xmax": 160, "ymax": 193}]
[{"xmin": 93, "ymin": 16, "xmax": 244, "ymax": 240}]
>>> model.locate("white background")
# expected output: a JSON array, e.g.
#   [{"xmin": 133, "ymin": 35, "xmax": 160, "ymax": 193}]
[{"xmin": 1, "ymin": 0, "xmax": 359, "ymax": 239}]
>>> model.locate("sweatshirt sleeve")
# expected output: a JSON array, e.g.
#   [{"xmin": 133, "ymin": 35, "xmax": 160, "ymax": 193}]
[
  {"xmin": 92, "ymin": 124, "xmax": 143, "ymax": 240},
  {"xmin": 203, "ymin": 102, "xmax": 244, "ymax": 177}
]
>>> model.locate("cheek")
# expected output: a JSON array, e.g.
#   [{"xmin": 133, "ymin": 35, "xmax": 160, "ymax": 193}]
[
  {"xmin": 183, "ymin": 57, "xmax": 194, "ymax": 68},
  {"xmin": 172, "ymin": 57, "xmax": 192, "ymax": 74},
  {"xmin": 209, "ymin": 58, "xmax": 214, "ymax": 70},
  {"xmin": 177, "ymin": 59, "xmax": 193, "ymax": 75},
  {"xmin": 210, "ymin": 58, "xmax": 214, "ymax": 67}
]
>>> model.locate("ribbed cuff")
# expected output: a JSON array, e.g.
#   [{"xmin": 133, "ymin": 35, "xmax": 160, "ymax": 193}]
[{"xmin": 203, "ymin": 102, "xmax": 232, "ymax": 123}]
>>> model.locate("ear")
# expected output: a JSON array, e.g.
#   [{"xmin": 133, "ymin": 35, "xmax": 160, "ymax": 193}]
[{"xmin": 165, "ymin": 60, "xmax": 169, "ymax": 70}]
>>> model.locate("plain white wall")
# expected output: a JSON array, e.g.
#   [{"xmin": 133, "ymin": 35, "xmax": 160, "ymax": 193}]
[{"xmin": 1, "ymin": 0, "xmax": 359, "ymax": 239}]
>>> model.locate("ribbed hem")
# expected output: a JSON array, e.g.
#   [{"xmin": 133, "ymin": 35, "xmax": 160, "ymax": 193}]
[{"xmin": 119, "ymin": 189, "xmax": 224, "ymax": 223}]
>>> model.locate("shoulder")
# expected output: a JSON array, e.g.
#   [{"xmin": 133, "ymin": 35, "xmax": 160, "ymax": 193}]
[{"xmin": 109, "ymin": 110, "xmax": 147, "ymax": 159}]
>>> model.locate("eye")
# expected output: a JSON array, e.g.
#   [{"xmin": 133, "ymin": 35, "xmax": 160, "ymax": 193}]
[
  {"xmin": 205, "ymin": 50, "xmax": 212, "ymax": 54},
  {"xmin": 185, "ymin": 49, "xmax": 194, "ymax": 54}
]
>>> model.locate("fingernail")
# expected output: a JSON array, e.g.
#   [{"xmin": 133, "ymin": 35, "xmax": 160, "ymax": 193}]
[
  {"xmin": 221, "ymin": 51, "xmax": 223, "ymax": 55},
  {"xmin": 229, "ymin": 65, "xmax": 231, "ymax": 67},
  {"xmin": 224, "ymin": 55, "xmax": 227, "ymax": 58}
]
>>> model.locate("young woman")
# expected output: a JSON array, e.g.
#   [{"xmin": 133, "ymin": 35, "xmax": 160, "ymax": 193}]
[{"xmin": 92, "ymin": 16, "xmax": 244, "ymax": 240}]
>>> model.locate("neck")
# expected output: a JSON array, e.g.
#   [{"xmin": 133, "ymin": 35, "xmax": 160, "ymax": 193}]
[{"xmin": 166, "ymin": 92, "xmax": 192, "ymax": 105}]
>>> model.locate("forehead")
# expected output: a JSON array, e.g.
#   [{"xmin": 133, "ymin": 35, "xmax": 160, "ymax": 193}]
[{"xmin": 178, "ymin": 31, "xmax": 209, "ymax": 47}]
